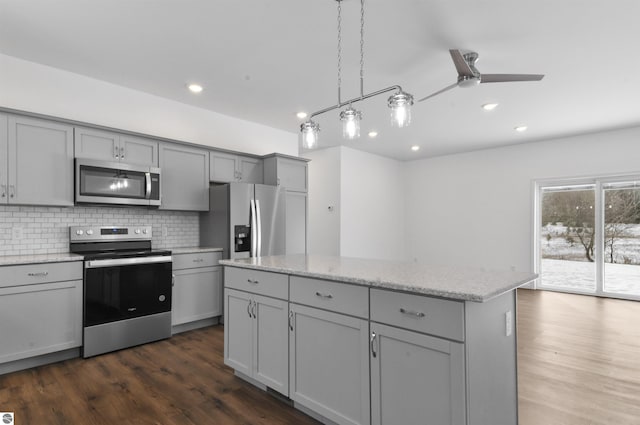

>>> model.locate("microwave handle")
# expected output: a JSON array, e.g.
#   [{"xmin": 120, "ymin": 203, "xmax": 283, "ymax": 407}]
[{"xmin": 145, "ymin": 172, "xmax": 151, "ymax": 199}]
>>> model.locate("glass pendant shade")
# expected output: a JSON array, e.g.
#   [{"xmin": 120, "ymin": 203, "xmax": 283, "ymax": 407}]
[
  {"xmin": 340, "ymin": 107, "xmax": 362, "ymax": 140},
  {"xmin": 300, "ymin": 120, "xmax": 320, "ymax": 149},
  {"xmin": 388, "ymin": 91, "xmax": 414, "ymax": 128}
]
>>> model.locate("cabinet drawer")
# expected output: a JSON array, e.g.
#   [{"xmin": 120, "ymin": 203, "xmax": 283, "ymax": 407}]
[
  {"xmin": 290, "ymin": 276, "xmax": 368, "ymax": 318},
  {"xmin": 0, "ymin": 261, "xmax": 83, "ymax": 289},
  {"xmin": 173, "ymin": 251, "xmax": 221, "ymax": 270},
  {"xmin": 370, "ymin": 289, "xmax": 465, "ymax": 342},
  {"xmin": 225, "ymin": 267, "xmax": 288, "ymax": 300}
]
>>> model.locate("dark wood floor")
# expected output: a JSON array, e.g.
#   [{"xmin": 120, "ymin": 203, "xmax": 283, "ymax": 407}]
[
  {"xmin": 0, "ymin": 326, "xmax": 319, "ymax": 425},
  {"xmin": 1, "ymin": 290, "xmax": 639, "ymax": 424}
]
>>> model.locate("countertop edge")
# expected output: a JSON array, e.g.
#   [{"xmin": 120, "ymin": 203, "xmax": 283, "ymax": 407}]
[{"xmin": 219, "ymin": 260, "xmax": 536, "ymax": 302}]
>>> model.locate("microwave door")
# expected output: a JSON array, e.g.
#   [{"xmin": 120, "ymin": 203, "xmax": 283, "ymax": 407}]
[{"xmin": 76, "ymin": 160, "xmax": 151, "ymax": 206}]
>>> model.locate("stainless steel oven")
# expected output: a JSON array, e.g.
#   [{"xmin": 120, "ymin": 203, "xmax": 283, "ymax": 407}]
[
  {"xmin": 75, "ymin": 158, "xmax": 161, "ymax": 207},
  {"xmin": 70, "ymin": 225, "xmax": 172, "ymax": 358}
]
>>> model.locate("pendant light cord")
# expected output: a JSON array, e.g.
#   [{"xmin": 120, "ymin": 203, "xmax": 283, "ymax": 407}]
[
  {"xmin": 360, "ymin": 0, "xmax": 364, "ymax": 99},
  {"xmin": 337, "ymin": 0, "xmax": 342, "ymax": 105}
]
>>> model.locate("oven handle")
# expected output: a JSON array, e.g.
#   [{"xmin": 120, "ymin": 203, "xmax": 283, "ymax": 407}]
[{"xmin": 85, "ymin": 255, "xmax": 172, "ymax": 269}]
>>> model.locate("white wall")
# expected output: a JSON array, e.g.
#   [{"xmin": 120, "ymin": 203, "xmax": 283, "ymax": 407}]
[
  {"xmin": 307, "ymin": 147, "xmax": 341, "ymax": 256},
  {"xmin": 0, "ymin": 54, "xmax": 297, "ymax": 156},
  {"xmin": 404, "ymin": 125, "xmax": 640, "ymax": 272}
]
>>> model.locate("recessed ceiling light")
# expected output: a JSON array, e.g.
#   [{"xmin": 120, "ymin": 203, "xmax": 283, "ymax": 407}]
[
  {"xmin": 296, "ymin": 112, "xmax": 308, "ymax": 119},
  {"xmin": 515, "ymin": 125, "xmax": 528, "ymax": 132},
  {"xmin": 368, "ymin": 131, "xmax": 378, "ymax": 138},
  {"xmin": 482, "ymin": 103, "xmax": 499, "ymax": 111},
  {"xmin": 187, "ymin": 83, "xmax": 203, "ymax": 93},
  {"xmin": 411, "ymin": 145, "xmax": 420, "ymax": 151}
]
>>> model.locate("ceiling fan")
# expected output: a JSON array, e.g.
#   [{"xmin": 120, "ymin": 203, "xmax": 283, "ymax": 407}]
[{"xmin": 417, "ymin": 49, "xmax": 544, "ymax": 102}]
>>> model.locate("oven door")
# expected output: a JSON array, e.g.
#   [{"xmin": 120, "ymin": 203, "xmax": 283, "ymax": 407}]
[{"xmin": 84, "ymin": 256, "xmax": 172, "ymax": 327}]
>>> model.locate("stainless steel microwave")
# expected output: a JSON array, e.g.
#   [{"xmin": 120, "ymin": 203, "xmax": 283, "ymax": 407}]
[{"xmin": 75, "ymin": 158, "xmax": 161, "ymax": 207}]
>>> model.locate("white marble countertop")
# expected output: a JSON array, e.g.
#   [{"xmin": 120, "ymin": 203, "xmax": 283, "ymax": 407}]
[
  {"xmin": 219, "ymin": 255, "xmax": 537, "ymax": 302},
  {"xmin": 0, "ymin": 253, "xmax": 85, "ymax": 266},
  {"xmin": 170, "ymin": 247, "xmax": 223, "ymax": 255}
]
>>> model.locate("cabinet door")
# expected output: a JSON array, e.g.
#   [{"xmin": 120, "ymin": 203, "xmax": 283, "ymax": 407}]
[
  {"xmin": 120, "ymin": 135, "xmax": 158, "ymax": 166},
  {"xmin": 0, "ymin": 280, "xmax": 82, "ymax": 364},
  {"xmin": 278, "ymin": 157, "xmax": 308, "ymax": 192},
  {"xmin": 224, "ymin": 288, "xmax": 253, "ymax": 377},
  {"xmin": 210, "ymin": 151, "xmax": 238, "ymax": 182},
  {"xmin": 253, "ymin": 293, "xmax": 289, "ymax": 396},
  {"xmin": 238, "ymin": 156, "xmax": 263, "ymax": 183},
  {"xmin": 172, "ymin": 266, "xmax": 221, "ymax": 326},
  {"xmin": 290, "ymin": 304, "xmax": 370, "ymax": 425},
  {"xmin": 8, "ymin": 116, "xmax": 74, "ymax": 206},
  {"xmin": 159, "ymin": 143, "xmax": 209, "ymax": 211},
  {"xmin": 370, "ymin": 323, "xmax": 466, "ymax": 425},
  {"xmin": 0, "ymin": 114, "xmax": 7, "ymax": 203},
  {"xmin": 74, "ymin": 127, "xmax": 120, "ymax": 161},
  {"xmin": 285, "ymin": 191, "xmax": 307, "ymax": 254}
]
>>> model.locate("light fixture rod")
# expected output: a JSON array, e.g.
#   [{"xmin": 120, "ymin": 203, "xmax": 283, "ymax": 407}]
[{"xmin": 310, "ymin": 85, "xmax": 403, "ymax": 119}]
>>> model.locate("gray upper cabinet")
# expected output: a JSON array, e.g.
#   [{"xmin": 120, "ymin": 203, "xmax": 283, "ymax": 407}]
[
  {"xmin": 74, "ymin": 127, "xmax": 158, "ymax": 166},
  {"xmin": 263, "ymin": 154, "xmax": 308, "ymax": 192},
  {"xmin": 1, "ymin": 115, "xmax": 74, "ymax": 206},
  {"xmin": 210, "ymin": 151, "xmax": 263, "ymax": 183},
  {"xmin": 159, "ymin": 143, "xmax": 209, "ymax": 211}
]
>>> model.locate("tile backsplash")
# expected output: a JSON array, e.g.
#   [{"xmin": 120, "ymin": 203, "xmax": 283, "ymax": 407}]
[{"xmin": 0, "ymin": 205, "xmax": 199, "ymax": 256}]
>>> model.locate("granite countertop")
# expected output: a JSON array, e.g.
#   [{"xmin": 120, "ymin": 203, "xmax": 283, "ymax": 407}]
[
  {"xmin": 220, "ymin": 255, "xmax": 537, "ymax": 302},
  {"xmin": 0, "ymin": 253, "xmax": 85, "ymax": 267},
  {"xmin": 170, "ymin": 247, "xmax": 223, "ymax": 255}
]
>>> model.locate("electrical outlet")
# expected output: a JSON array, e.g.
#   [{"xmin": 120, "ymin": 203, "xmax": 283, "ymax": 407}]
[
  {"xmin": 12, "ymin": 226, "xmax": 24, "ymax": 241},
  {"xmin": 162, "ymin": 226, "xmax": 168, "ymax": 237},
  {"xmin": 505, "ymin": 310, "xmax": 513, "ymax": 337}
]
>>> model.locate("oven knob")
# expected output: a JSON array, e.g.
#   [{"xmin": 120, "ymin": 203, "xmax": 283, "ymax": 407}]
[
  {"xmin": 86, "ymin": 229, "xmax": 94, "ymax": 235},
  {"xmin": 76, "ymin": 229, "xmax": 84, "ymax": 236},
  {"xmin": 142, "ymin": 229, "xmax": 148, "ymax": 234},
  {"xmin": 135, "ymin": 229, "xmax": 141, "ymax": 234},
  {"xmin": 159, "ymin": 295, "xmax": 166, "ymax": 302}
]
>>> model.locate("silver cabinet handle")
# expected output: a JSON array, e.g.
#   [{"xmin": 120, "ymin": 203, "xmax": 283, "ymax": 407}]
[
  {"xmin": 289, "ymin": 310, "xmax": 294, "ymax": 331},
  {"xmin": 247, "ymin": 279, "xmax": 259, "ymax": 284},
  {"xmin": 315, "ymin": 291, "xmax": 333, "ymax": 299},
  {"xmin": 399, "ymin": 308, "xmax": 426, "ymax": 318},
  {"xmin": 1, "ymin": 184, "xmax": 5, "ymax": 198},
  {"xmin": 277, "ymin": 177, "xmax": 281, "ymax": 186},
  {"xmin": 120, "ymin": 146, "xmax": 125, "ymax": 159},
  {"xmin": 251, "ymin": 300, "xmax": 257, "ymax": 319},
  {"xmin": 28, "ymin": 271, "xmax": 49, "ymax": 277},
  {"xmin": 9, "ymin": 185, "xmax": 15, "ymax": 198},
  {"xmin": 247, "ymin": 300, "xmax": 252, "ymax": 318},
  {"xmin": 114, "ymin": 145, "xmax": 119, "ymax": 159},
  {"xmin": 193, "ymin": 258, "xmax": 204, "ymax": 263},
  {"xmin": 172, "ymin": 273, "xmax": 176, "ymax": 287},
  {"xmin": 370, "ymin": 332, "xmax": 377, "ymax": 358}
]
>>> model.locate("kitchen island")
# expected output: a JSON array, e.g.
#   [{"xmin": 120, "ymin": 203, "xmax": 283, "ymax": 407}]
[{"xmin": 220, "ymin": 255, "xmax": 536, "ymax": 425}]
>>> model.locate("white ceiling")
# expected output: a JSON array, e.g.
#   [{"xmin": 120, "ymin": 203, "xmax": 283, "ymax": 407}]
[{"xmin": 1, "ymin": 0, "xmax": 639, "ymax": 161}]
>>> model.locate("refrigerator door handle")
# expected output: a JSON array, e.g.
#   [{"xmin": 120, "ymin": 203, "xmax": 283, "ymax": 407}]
[
  {"xmin": 250, "ymin": 199, "xmax": 257, "ymax": 257},
  {"xmin": 256, "ymin": 199, "xmax": 262, "ymax": 257}
]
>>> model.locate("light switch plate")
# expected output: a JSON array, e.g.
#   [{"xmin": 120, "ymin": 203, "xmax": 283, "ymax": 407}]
[
  {"xmin": 162, "ymin": 226, "xmax": 168, "ymax": 237},
  {"xmin": 12, "ymin": 226, "xmax": 24, "ymax": 241},
  {"xmin": 505, "ymin": 310, "xmax": 513, "ymax": 337}
]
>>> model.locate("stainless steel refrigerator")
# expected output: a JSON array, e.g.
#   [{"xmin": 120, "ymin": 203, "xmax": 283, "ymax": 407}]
[{"xmin": 200, "ymin": 183, "xmax": 285, "ymax": 259}]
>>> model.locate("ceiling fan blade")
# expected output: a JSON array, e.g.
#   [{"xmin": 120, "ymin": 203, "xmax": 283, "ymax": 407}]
[
  {"xmin": 449, "ymin": 49, "xmax": 475, "ymax": 77},
  {"xmin": 480, "ymin": 74, "xmax": 544, "ymax": 83},
  {"xmin": 417, "ymin": 83, "xmax": 458, "ymax": 102}
]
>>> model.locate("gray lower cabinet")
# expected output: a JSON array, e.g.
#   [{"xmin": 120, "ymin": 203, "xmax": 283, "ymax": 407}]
[
  {"xmin": 0, "ymin": 114, "xmax": 74, "ymax": 206},
  {"xmin": 171, "ymin": 251, "xmax": 222, "ymax": 329},
  {"xmin": 289, "ymin": 304, "xmax": 370, "ymax": 425},
  {"xmin": 0, "ymin": 262, "xmax": 83, "ymax": 365},
  {"xmin": 159, "ymin": 143, "xmax": 209, "ymax": 211},
  {"xmin": 74, "ymin": 126, "xmax": 158, "ymax": 166},
  {"xmin": 370, "ymin": 323, "xmax": 466, "ymax": 425},
  {"xmin": 224, "ymin": 288, "xmax": 289, "ymax": 396}
]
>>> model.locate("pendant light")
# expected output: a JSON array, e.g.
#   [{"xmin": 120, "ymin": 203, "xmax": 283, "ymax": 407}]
[{"xmin": 300, "ymin": 0, "xmax": 414, "ymax": 148}]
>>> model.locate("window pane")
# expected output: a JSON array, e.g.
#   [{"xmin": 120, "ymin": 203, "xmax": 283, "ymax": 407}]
[
  {"xmin": 540, "ymin": 187, "xmax": 596, "ymax": 291},
  {"xmin": 603, "ymin": 185, "xmax": 640, "ymax": 296}
]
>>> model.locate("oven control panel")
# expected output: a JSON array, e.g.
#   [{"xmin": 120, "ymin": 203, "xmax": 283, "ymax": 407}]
[{"xmin": 70, "ymin": 225, "xmax": 152, "ymax": 242}]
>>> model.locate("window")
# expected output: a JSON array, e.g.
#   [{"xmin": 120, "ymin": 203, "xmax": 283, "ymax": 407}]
[{"xmin": 536, "ymin": 177, "xmax": 640, "ymax": 300}]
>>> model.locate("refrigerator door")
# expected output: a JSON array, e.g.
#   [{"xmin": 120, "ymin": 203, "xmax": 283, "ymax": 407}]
[
  {"xmin": 255, "ymin": 184, "xmax": 285, "ymax": 257},
  {"xmin": 229, "ymin": 183, "xmax": 255, "ymax": 259}
]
